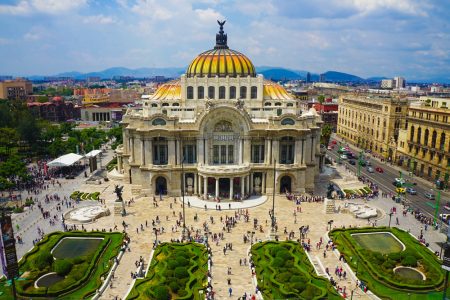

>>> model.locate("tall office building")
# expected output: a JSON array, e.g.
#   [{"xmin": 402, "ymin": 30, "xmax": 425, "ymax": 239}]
[{"xmin": 394, "ymin": 77, "xmax": 406, "ymax": 89}]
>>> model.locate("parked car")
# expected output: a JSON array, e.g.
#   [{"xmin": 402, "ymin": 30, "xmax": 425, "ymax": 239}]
[
  {"xmin": 349, "ymin": 160, "xmax": 356, "ymax": 165},
  {"xmin": 340, "ymin": 154, "xmax": 348, "ymax": 160},
  {"xmin": 327, "ymin": 145, "xmax": 333, "ymax": 150},
  {"xmin": 424, "ymin": 192, "xmax": 435, "ymax": 200},
  {"xmin": 367, "ymin": 167, "xmax": 374, "ymax": 173},
  {"xmin": 332, "ymin": 140, "xmax": 337, "ymax": 144},
  {"xmin": 406, "ymin": 187, "xmax": 417, "ymax": 195},
  {"xmin": 375, "ymin": 167, "xmax": 383, "ymax": 173}
]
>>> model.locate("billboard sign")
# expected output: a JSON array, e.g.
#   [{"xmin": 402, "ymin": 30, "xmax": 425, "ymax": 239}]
[{"xmin": 0, "ymin": 215, "xmax": 19, "ymax": 279}]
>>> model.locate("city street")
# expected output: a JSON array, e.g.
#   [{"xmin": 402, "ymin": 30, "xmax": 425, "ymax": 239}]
[{"xmin": 327, "ymin": 136, "xmax": 449, "ymax": 224}]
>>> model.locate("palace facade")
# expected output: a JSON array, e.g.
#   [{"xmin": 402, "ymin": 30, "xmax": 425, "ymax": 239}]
[{"xmin": 115, "ymin": 23, "xmax": 323, "ymax": 198}]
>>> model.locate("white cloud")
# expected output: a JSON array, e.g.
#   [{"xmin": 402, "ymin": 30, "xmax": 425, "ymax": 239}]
[
  {"xmin": 342, "ymin": 0, "xmax": 430, "ymax": 16},
  {"xmin": 0, "ymin": 37, "xmax": 11, "ymax": 45},
  {"xmin": 83, "ymin": 14, "xmax": 117, "ymax": 25},
  {"xmin": 129, "ymin": 0, "xmax": 174, "ymax": 20},
  {"xmin": 0, "ymin": 0, "xmax": 87, "ymax": 15},
  {"xmin": 194, "ymin": 8, "xmax": 224, "ymax": 23}
]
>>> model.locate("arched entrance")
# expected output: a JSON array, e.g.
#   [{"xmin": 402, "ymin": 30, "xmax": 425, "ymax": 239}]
[
  {"xmin": 155, "ymin": 176, "xmax": 167, "ymax": 195},
  {"xmin": 280, "ymin": 176, "xmax": 292, "ymax": 193}
]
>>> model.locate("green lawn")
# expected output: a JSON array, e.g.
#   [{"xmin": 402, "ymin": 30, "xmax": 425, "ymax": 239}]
[
  {"xmin": 0, "ymin": 231, "xmax": 124, "ymax": 299},
  {"xmin": 352, "ymin": 232, "xmax": 404, "ymax": 254},
  {"xmin": 127, "ymin": 242, "xmax": 208, "ymax": 300},
  {"xmin": 330, "ymin": 227, "xmax": 446, "ymax": 299},
  {"xmin": 251, "ymin": 241, "xmax": 341, "ymax": 299}
]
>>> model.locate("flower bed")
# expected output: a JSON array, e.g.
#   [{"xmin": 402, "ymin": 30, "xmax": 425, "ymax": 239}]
[
  {"xmin": 0, "ymin": 231, "xmax": 124, "ymax": 299},
  {"xmin": 251, "ymin": 241, "xmax": 341, "ymax": 299},
  {"xmin": 70, "ymin": 191, "xmax": 100, "ymax": 201},
  {"xmin": 127, "ymin": 242, "xmax": 208, "ymax": 300},
  {"xmin": 330, "ymin": 227, "xmax": 445, "ymax": 299}
]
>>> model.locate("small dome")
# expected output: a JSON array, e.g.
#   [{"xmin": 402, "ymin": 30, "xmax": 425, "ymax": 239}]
[{"xmin": 186, "ymin": 20, "xmax": 256, "ymax": 78}]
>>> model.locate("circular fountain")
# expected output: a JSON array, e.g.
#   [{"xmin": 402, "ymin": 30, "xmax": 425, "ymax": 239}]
[
  {"xmin": 64, "ymin": 205, "xmax": 110, "ymax": 223},
  {"xmin": 34, "ymin": 272, "xmax": 65, "ymax": 288}
]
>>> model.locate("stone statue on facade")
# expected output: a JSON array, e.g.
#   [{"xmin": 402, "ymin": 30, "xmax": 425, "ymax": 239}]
[
  {"xmin": 205, "ymin": 99, "xmax": 214, "ymax": 110},
  {"xmin": 254, "ymin": 177, "xmax": 261, "ymax": 194},
  {"xmin": 235, "ymin": 98, "xmax": 244, "ymax": 110}
]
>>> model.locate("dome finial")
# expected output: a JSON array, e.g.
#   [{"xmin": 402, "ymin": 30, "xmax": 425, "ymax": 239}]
[{"xmin": 215, "ymin": 20, "xmax": 228, "ymax": 49}]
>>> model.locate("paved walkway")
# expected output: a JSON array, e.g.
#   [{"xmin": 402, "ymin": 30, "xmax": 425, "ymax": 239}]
[{"xmin": 185, "ymin": 195, "xmax": 268, "ymax": 209}]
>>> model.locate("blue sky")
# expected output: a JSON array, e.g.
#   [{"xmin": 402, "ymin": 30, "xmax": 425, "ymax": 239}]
[{"xmin": 0, "ymin": 0, "xmax": 449, "ymax": 81}]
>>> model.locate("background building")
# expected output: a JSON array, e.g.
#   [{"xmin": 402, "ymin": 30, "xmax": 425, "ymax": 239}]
[
  {"xmin": 0, "ymin": 78, "xmax": 32, "ymax": 100},
  {"xmin": 337, "ymin": 93, "xmax": 408, "ymax": 161},
  {"xmin": 396, "ymin": 101, "xmax": 450, "ymax": 182}
]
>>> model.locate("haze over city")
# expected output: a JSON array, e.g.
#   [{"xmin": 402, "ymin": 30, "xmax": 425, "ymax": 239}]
[{"xmin": 0, "ymin": 0, "xmax": 449, "ymax": 82}]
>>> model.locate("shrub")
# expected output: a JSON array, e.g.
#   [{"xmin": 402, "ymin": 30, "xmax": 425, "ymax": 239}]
[
  {"xmin": 153, "ymin": 285, "xmax": 170, "ymax": 300},
  {"xmin": 300, "ymin": 284, "xmax": 320, "ymax": 299},
  {"xmin": 276, "ymin": 249, "xmax": 292, "ymax": 261},
  {"xmin": 53, "ymin": 259, "xmax": 73, "ymax": 276},
  {"xmin": 169, "ymin": 280, "xmax": 181, "ymax": 293},
  {"xmin": 276, "ymin": 272, "xmax": 291, "ymax": 282},
  {"xmin": 34, "ymin": 251, "xmax": 54, "ymax": 269},
  {"xmin": 174, "ymin": 266, "xmax": 189, "ymax": 279},
  {"xmin": 166, "ymin": 259, "xmax": 178, "ymax": 270},
  {"xmin": 271, "ymin": 257, "xmax": 284, "ymax": 268},
  {"xmin": 176, "ymin": 257, "xmax": 189, "ymax": 267},
  {"xmin": 13, "ymin": 207, "xmax": 24, "ymax": 213},
  {"xmin": 402, "ymin": 255, "xmax": 418, "ymax": 267}
]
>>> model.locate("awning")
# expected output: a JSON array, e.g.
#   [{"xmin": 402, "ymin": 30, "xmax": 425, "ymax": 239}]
[
  {"xmin": 47, "ymin": 153, "xmax": 84, "ymax": 167},
  {"xmin": 85, "ymin": 149, "xmax": 102, "ymax": 158}
]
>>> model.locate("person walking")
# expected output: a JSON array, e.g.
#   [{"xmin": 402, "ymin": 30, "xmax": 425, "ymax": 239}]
[{"xmin": 229, "ymin": 287, "xmax": 233, "ymax": 296}]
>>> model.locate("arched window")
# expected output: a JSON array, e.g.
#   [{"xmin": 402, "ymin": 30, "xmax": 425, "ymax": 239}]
[
  {"xmin": 424, "ymin": 129, "xmax": 429, "ymax": 146},
  {"xmin": 162, "ymin": 103, "xmax": 169, "ymax": 107},
  {"xmin": 172, "ymin": 103, "xmax": 179, "ymax": 106},
  {"xmin": 275, "ymin": 102, "xmax": 282, "ymax": 106},
  {"xmin": 287, "ymin": 103, "xmax": 294, "ymax": 107},
  {"xmin": 250, "ymin": 86, "xmax": 257, "ymax": 99},
  {"xmin": 431, "ymin": 130, "xmax": 437, "ymax": 148},
  {"xmin": 208, "ymin": 86, "xmax": 215, "ymax": 99},
  {"xmin": 151, "ymin": 103, "xmax": 158, "ymax": 107},
  {"xmin": 264, "ymin": 102, "xmax": 271, "ymax": 106},
  {"xmin": 152, "ymin": 118, "xmax": 166, "ymax": 126},
  {"xmin": 229, "ymin": 86, "xmax": 236, "ymax": 99},
  {"xmin": 416, "ymin": 127, "xmax": 421, "ymax": 143},
  {"xmin": 440, "ymin": 133, "xmax": 446, "ymax": 151},
  {"xmin": 197, "ymin": 86, "xmax": 204, "ymax": 99},
  {"xmin": 281, "ymin": 118, "xmax": 295, "ymax": 125},
  {"xmin": 410, "ymin": 126, "xmax": 415, "ymax": 141},
  {"xmin": 219, "ymin": 86, "xmax": 226, "ymax": 99},
  {"xmin": 240, "ymin": 86, "xmax": 247, "ymax": 99},
  {"xmin": 187, "ymin": 86, "xmax": 193, "ymax": 99}
]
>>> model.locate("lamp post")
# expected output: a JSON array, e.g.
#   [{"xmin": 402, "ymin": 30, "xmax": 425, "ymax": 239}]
[
  {"xmin": 328, "ymin": 220, "xmax": 334, "ymax": 232},
  {"xmin": 180, "ymin": 140, "xmax": 187, "ymax": 241},
  {"xmin": 271, "ymin": 158, "xmax": 276, "ymax": 234},
  {"xmin": 388, "ymin": 212, "xmax": 394, "ymax": 228}
]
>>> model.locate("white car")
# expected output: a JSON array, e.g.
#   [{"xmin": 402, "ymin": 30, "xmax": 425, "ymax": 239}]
[{"xmin": 340, "ymin": 154, "xmax": 348, "ymax": 160}]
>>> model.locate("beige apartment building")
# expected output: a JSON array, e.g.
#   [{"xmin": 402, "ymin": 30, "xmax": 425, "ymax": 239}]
[
  {"xmin": 337, "ymin": 94, "xmax": 408, "ymax": 161},
  {"xmin": 0, "ymin": 78, "xmax": 32, "ymax": 100},
  {"xmin": 396, "ymin": 101, "xmax": 450, "ymax": 182}
]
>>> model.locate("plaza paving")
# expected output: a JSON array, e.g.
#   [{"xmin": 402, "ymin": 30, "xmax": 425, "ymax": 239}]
[{"xmin": 6, "ymin": 149, "xmax": 447, "ymax": 299}]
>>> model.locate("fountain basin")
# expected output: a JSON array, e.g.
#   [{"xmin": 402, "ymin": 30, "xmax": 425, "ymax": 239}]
[
  {"xmin": 52, "ymin": 237, "xmax": 103, "ymax": 259},
  {"xmin": 34, "ymin": 272, "xmax": 64, "ymax": 288},
  {"xmin": 351, "ymin": 232, "xmax": 405, "ymax": 254},
  {"xmin": 393, "ymin": 266, "xmax": 426, "ymax": 280}
]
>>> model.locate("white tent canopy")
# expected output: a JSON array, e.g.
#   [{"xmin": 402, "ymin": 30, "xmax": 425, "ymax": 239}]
[
  {"xmin": 85, "ymin": 149, "xmax": 102, "ymax": 158},
  {"xmin": 47, "ymin": 153, "xmax": 84, "ymax": 167}
]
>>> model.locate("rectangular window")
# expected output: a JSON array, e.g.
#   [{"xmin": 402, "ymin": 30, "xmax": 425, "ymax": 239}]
[
  {"xmin": 220, "ymin": 145, "xmax": 226, "ymax": 164},
  {"xmin": 228, "ymin": 145, "xmax": 234, "ymax": 163},
  {"xmin": 183, "ymin": 145, "xmax": 196, "ymax": 163},
  {"xmin": 252, "ymin": 145, "xmax": 265, "ymax": 163},
  {"xmin": 213, "ymin": 145, "xmax": 219, "ymax": 164}
]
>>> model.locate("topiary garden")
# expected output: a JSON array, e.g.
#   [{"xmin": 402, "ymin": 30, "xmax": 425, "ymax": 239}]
[
  {"xmin": 70, "ymin": 191, "xmax": 101, "ymax": 201},
  {"xmin": 0, "ymin": 231, "xmax": 124, "ymax": 299},
  {"xmin": 330, "ymin": 227, "xmax": 446, "ymax": 299},
  {"xmin": 251, "ymin": 241, "xmax": 341, "ymax": 299},
  {"xmin": 127, "ymin": 242, "xmax": 208, "ymax": 300}
]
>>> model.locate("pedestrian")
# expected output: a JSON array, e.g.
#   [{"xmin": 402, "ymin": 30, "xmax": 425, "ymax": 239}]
[{"xmin": 229, "ymin": 287, "xmax": 233, "ymax": 296}]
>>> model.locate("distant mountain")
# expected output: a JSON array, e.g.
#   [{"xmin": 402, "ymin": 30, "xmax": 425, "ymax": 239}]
[
  {"xmin": 258, "ymin": 68, "xmax": 303, "ymax": 80},
  {"xmin": 366, "ymin": 76, "xmax": 388, "ymax": 82},
  {"xmin": 322, "ymin": 71, "xmax": 363, "ymax": 82},
  {"xmin": 57, "ymin": 67, "xmax": 185, "ymax": 79}
]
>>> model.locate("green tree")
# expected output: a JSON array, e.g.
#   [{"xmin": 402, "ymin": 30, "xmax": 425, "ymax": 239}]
[
  {"xmin": 317, "ymin": 95, "xmax": 325, "ymax": 104},
  {"xmin": 321, "ymin": 124, "xmax": 333, "ymax": 146},
  {"xmin": 0, "ymin": 154, "xmax": 29, "ymax": 190},
  {"xmin": 0, "ymin": 128, "xmax": 19, "ymax": 154}
]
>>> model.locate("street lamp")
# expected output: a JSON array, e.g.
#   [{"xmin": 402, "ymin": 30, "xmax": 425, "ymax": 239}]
[
  {"xmin": 180, "ymin": 141, "xmax": 187, "ymax": 241},
  {"xmin": 271, "ymin": 158, "xmax": 276, "ymax": 234},
  {"xmin": 328, "ymin": 220, "xmax": 334, "ymax": 232},
  {"xmin": 388, "ymin": 212, "xmax": 394, "ymax": 228}
]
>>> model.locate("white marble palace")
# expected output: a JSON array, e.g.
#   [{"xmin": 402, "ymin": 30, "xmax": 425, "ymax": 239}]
[{"xmin": 115, "ymin": 22, "xmax": 323, "ymax": 199}]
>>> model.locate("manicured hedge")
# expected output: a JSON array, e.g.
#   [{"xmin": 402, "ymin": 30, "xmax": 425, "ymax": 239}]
[
  {"xmin": 251, "ymin": 241, "xmax": 341, "ymax": 299},
  {"xmin": 70, "ymin": 191, "xmax": 101, "ymax": 200},
  {"xmin": 330, "ymin": 227, "xmax": 446, "ymax": 299},
  {"xmin": 12, "ymin": 231, "xmax": 124, "ymax": 299},
  {"xmin": 127, "ymin": 242, "xmax": 208, "ymax": 300}
]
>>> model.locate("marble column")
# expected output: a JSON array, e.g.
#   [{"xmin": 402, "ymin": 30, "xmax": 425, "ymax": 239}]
[
  {"xmin": 204, "ymin": 176, "xmax": 207, "ymax": 199},
  {"xmin": 141, "ymin": 139, "xmax": 145, "ymax": 165},
  {"xmin": 194, "ymin": 173, "xmax": 197, "ymax": 195},
  {"xmin": 241, "ymin": 176, "xmax": 245, "ymax": 196},
  {"xmin": 262, "ymin": 173, "xmax": 266, "ymax": 194},
  {"xmin": 229, "ymin": 178, "xmax": 234, "ymax": 200},
  {"xmin": 129, "ymin": 137, "xmax": 133, "ymax": 162},
  {"xmin": 168, "ymin": 139, "xmax": 175, "ymax": 165},
  {"xmin": 215, "ymin": 178, "xmax": 219, "ymax": 198},
  {"xmin": 198, "ymin": 174, "xmax": 202, "ymax": 195},
  {"xmin": 250, "ymin": 173, "xmax": 254, "ymax": 194},
  {"xmin": 147, "ymin": 139, "xmax": 153, "ymax": 166}
]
